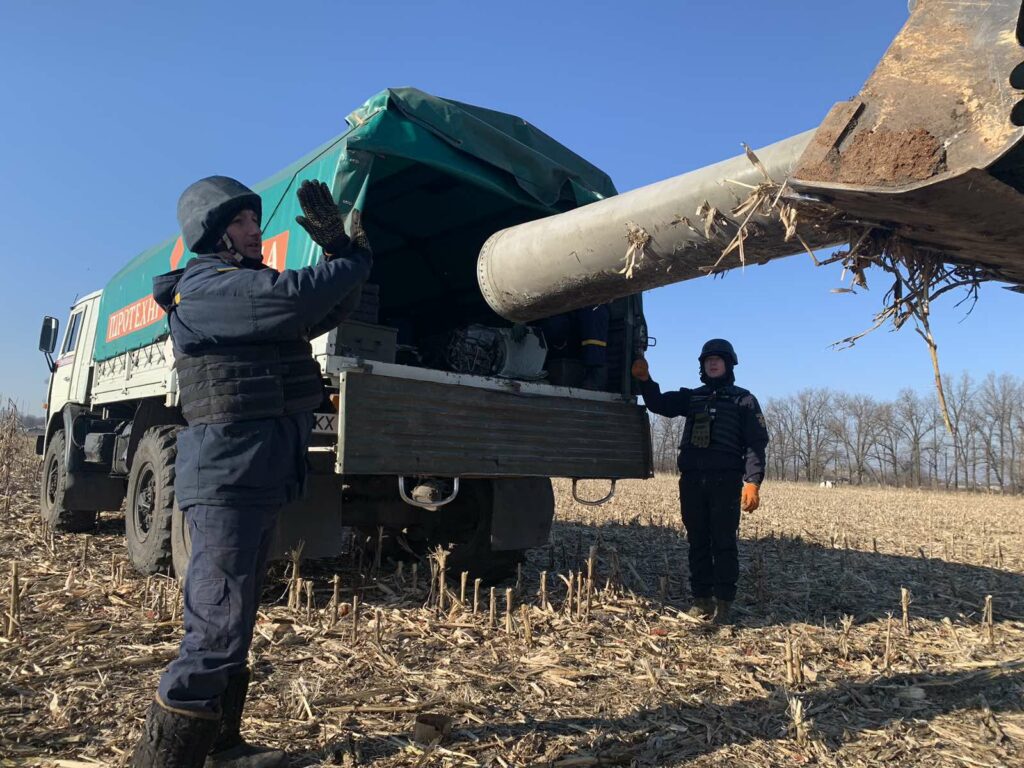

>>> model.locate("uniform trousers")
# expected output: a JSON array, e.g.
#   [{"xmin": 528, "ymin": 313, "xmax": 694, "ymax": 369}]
[
  {"xmin": 157, "ymin": 503, "xmax": 279, "ymax": 715},
  {"xmin": 679, "ymin": 470, "xmax": 742, "ymax": 601}
]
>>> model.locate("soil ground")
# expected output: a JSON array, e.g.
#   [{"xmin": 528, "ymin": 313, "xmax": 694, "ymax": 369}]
[{"xmin": 2, "ymin": 438, "xmax": 1022, "ymax": 767}]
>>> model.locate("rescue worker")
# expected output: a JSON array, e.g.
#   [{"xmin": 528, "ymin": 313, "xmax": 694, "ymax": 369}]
[
  {"xmin": 631, "ymin": 339, "xmax": 768, "ymax": 625},
  {"xmin": 133, "ymin": 177, "xmax": 372, "ymax": 767}
]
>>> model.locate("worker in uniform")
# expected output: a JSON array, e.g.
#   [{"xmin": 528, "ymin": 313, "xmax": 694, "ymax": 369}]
[
  {"xmin": 631, "ymin": 339, "xmax": 768, "ymax": 625},
  {"xmin": 538, "ymin": 304, "xmax": 610, "ymax": 390},
  {"xmin": 132, "ymin": 177, "xmax": 372, "ymax": 767}
]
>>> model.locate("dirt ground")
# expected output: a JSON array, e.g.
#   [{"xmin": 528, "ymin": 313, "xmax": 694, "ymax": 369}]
[{"xmin": 2, "ymin": 438, "xmax": 1023, "ymax": 767}]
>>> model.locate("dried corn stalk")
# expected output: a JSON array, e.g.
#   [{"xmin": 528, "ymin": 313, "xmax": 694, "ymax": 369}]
[{"xmin": 619, "ymin": 221, "xmax": 651, "ymax": 279}]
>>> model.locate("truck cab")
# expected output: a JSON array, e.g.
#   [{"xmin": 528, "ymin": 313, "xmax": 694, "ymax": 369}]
[{"xmin": 38, "ymin": 291, "xmax": 128, "ymax": 534}]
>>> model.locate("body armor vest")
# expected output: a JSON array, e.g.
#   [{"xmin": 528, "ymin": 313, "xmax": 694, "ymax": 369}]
[
  {"xmin": 680, "ymin": 385, "xmax": 748, "ymax": 457},
  {"xmin": 175, "ymin": 341, "xmax": 324, "ymax": 425}
]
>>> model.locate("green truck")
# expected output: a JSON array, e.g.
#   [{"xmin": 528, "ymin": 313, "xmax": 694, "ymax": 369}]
[{"xmin": 36, "ymin": 88, "xmax": 653, "ymax": 580}]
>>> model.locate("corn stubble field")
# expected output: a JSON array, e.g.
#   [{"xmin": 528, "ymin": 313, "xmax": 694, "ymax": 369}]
[{"xmin": 2, "ymin": 429, "xmax": 1023, "ymax": 767}]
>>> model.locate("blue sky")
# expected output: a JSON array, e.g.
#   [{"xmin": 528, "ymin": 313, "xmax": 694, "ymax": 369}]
[{"xmin": 1, "ymin": 0, "xmax": 1020, "ymax": 412}]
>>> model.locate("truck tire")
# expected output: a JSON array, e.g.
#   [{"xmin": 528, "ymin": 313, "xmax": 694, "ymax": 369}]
[
  {"xmin": 125, "ymin": 426, "xmax": 180, "ymax": 575},
  {"xmin": 39, "ymin": 430, "xmax": 97, "ymax": 532},
  {"xmin": 412, "ymin": 480, "xmax": 525, "ymax": 584},
  {"xmin": 170, "ymin": 500, "xmax": 191, "ymax": 583}
]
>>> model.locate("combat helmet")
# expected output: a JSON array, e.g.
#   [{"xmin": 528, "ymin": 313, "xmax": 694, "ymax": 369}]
[
  {"xmin": 699, "ymin": 338, "xmax": 738, "ymax": 366},
  {"xmin": 177, "ymin": 176, "xmax": 262, "ymax": 254}
]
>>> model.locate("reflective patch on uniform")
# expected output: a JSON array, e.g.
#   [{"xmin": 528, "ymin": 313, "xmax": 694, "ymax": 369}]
[
  {"xmin": 216, "ymin": 267, "xmax": 239, "ymax": 272},
  {"xmin": 174, "ymin": 293, "xmax": 181, "ymax": 305},
  {"xmin": 581, "ymin": 339, "xmax": 607, "ymax": 347}
]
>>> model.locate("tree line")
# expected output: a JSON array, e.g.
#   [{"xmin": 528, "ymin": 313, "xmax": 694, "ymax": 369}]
[{"xmin": 649, "ymin": 372, "xmax": 1023, "ymax": 493}]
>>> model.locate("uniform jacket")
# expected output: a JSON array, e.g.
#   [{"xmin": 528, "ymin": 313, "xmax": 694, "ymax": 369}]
[
  {"xmin": 153, "ymin": 250, "xmax": 370, "ymax": 508},
  {"xmin": 639, "ymin": 377, "xmax": 769, "ymax": 484}
]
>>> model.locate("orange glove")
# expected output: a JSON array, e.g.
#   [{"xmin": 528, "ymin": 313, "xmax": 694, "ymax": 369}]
[
  {"xmin": 631, "ymin": 358, "xmax": 650, "ymax": 381},
  {"xmin": 741, "ymin": 483, "xmax": 760, "ymax": 512}
]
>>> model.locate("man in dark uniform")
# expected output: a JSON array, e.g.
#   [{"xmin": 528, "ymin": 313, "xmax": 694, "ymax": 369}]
[
  {"xmin": 631, "ymin": 339, "xmax": 768, "ymax": 625},
  {"xmin": 132, "ymin": 177, "xmax": 371, "ymax": 767}
]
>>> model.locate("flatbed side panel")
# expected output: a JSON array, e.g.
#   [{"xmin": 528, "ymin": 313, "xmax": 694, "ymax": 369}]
[
  {"xmin": 90, "ymin": 340, "xmax": 170, "ymax": 406},
  {"xmin": 337, "ymin": 373, "xmax": 653, "ymax": 479}
]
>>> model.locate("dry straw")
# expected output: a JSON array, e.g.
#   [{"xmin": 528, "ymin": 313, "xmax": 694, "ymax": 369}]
[{"xmin": 1, "ymin": 430, "xmax": 1022, "ymax": 766}]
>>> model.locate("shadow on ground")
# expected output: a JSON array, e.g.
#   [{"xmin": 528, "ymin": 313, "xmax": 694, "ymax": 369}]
[
  {"xmin": 300, "ymin": 664, "xmax": 1023, "ymax": 765},
  {"xmin": 540, "ymin": 519, "xmax": 1024, "ymax": 628}
]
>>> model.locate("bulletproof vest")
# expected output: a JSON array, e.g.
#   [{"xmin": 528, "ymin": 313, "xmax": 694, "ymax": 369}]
[
  {"xmin": 175, "ymin": 341, "xmax": 324, "ymax": 425},
  {"xmin": 681, "ymin": 385, "xmax": 748, "ymax": 456},
  {"xmin": 161, "ymin": 257, "xmax": 325, "ymax": 425}
]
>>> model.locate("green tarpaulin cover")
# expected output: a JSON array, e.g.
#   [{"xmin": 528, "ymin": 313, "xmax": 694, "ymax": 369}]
[{"xmin": 94, "ymin": 87, "xmax": 616, "ymax": 362}]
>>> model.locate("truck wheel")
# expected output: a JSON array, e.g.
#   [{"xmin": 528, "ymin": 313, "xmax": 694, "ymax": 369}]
[
  {"xmin": 427, "ymin": 480, "xmax": 525, "ymax": 584},
  {"xmin": 39, "ymin": 430, "xmax": 97, "ymax": 532},
  {"xmin": 170, "ymin": 500, "xmax": 191, "ymax": 583},
  {"xmin": 125, "ymin": 426, "xmax": 180, "ymax": 575}
]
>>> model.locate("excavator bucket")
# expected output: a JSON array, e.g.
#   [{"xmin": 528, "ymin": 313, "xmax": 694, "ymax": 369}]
[
  {"xmin": 789, "ymin": 0, "xmax": 1024, "ymax": 287},
  {"xmin": 477, "ymin": 0, "xmax": 1024, "ymax": 322}
]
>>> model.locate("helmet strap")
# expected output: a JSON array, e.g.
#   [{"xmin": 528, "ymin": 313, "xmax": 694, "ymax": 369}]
[{"xmin": 220, "ymin": 234, "xmax": 244, "ymax": 264}]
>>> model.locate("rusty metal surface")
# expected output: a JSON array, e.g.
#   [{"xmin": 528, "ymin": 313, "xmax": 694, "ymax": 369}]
[
  {"xmin": 794, "ymin": 0, "xmax": 1024, "ymax": 187},
  {"xmin": 791, "ymin": 0, "xmax": 1024, "ymax": 286},
  {"xmin": 336, "ymin": 373, "xmax": 653, "ymax": 479},
  {"xmin": 795, "ymin": 169, "xmax": 1024, "ymax": 284}
]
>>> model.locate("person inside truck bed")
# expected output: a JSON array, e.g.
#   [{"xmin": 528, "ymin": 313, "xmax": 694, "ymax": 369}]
[
  {"xmin": 132, "ymin": 177, "xmax": 371, "ymax": 768},
  {"xmin": 631, "ymin": 339, "xmax": 768, "ymax": 626}
]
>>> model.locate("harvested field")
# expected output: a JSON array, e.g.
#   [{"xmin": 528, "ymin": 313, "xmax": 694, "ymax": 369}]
[{"xmin": 2, "ymin": 435, "xmax": 1023, "ymax": 767}]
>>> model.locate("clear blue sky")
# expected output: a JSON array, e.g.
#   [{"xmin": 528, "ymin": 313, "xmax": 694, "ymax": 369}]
[{"xmin": 1, "ymin": 0, "xmax": 1020, "ymax": 413}]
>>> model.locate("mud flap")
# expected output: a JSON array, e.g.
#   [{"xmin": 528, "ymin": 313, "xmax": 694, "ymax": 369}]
[{"xmin": 489, "ymin": 477, "xmax": 555, "ymax": 551}]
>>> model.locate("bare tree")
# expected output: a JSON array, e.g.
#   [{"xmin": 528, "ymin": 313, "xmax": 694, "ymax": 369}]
[
  {"xmin": 892, "ymin": 388, "xmax": 935, "ymax": 487},
  {"xmin": 643, "ymin": 372, "xmax": 1022, "ymax": 493},
  {"xmin": 793, "ymin": 389, "xmax": 835, "ymax": 482},
  {"xmin": 764, "ymin": 397, "xmax": 797, "ymax": 480},
  {"xmin": 942, "ymin": 372, "xmax": 976, "ymax": 489},
  {"xmin": 649, "ymin": 413, "xmax": 683, "ymax": 474},
  {"xmin": 830, "ymin": 393, "xmax": 885, "ymax": 485},
  {"xmin": 977, "ymin": 373, "xmax": 1020, "ymax": 492}
]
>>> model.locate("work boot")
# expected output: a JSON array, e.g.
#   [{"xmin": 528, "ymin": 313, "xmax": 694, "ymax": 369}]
[
  {"xmin": 206, "ymin": 670, "xmax": 286, "ymax": 767},
  {"xmin": 687, "ymin": 597, "xmax": 715, "ymax": 619},
  {"xmin": 131, "ymin": 699, "xmax": 220, "ymax": 768},
  {"xmin": 713, "ymin": 598, "xmax": 734, "ymax": 626}
]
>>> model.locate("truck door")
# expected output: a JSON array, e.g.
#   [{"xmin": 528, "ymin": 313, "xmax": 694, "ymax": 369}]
[
  {"xmin": 67, "ymin": 298, "xmax": 98, "ymax": 406},
  {"xmin": 50, "ymin": 304, "xmax": 89, "ymax": 414}
]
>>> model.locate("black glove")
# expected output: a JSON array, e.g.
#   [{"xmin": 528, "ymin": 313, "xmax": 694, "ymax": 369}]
[
  {"xmin": 347, "ymin": 208, "xmax": 371, "ymax": 254},
  {"xmin": 295, "ymin": 180, "xmax": 352, "ymax": 257}
]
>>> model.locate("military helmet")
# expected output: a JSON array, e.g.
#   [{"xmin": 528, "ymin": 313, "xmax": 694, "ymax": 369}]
[
  {"xmin": 699, "ymin": 338, "xmax": 738, "ymax": 366},
  {"xmin": 177, "ymin": 176, "xmax": 262, "ymax": 254}
]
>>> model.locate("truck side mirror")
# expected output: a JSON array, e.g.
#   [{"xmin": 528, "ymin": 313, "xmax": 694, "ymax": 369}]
[
  {"xmin": 39, "ymin": 316, "xmax": 59, "ymax": 354},
  {"xmin": 40, "ymin": 316, "xmax": 59, "ymax": 373}
]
